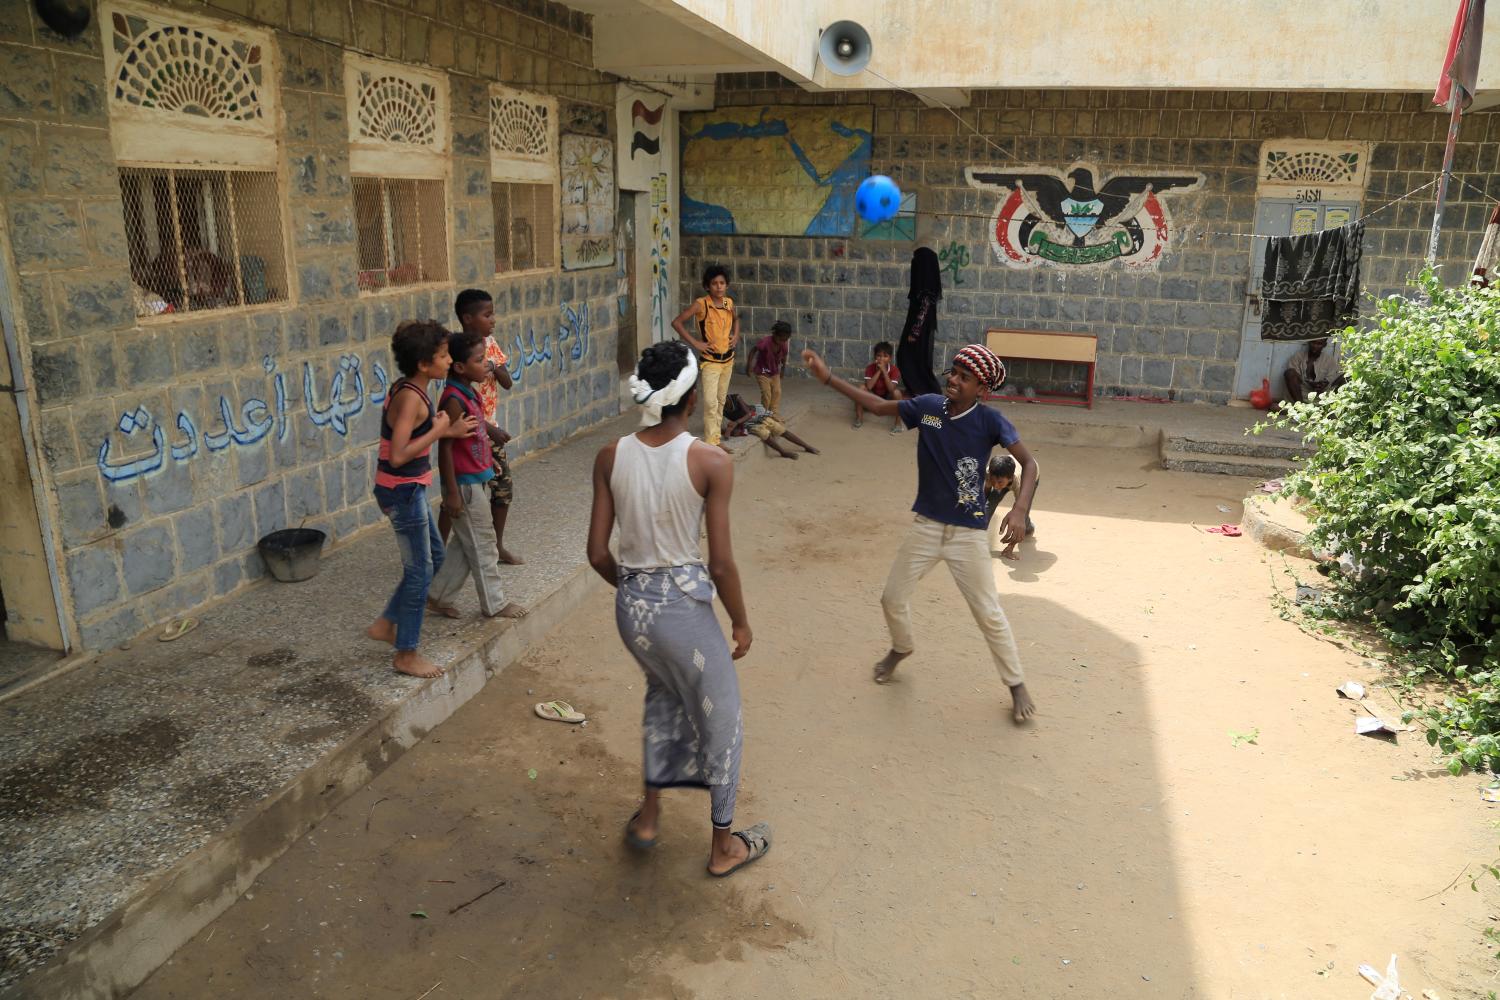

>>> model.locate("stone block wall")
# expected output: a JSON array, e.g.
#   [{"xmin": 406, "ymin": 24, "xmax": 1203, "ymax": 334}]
[
  {"xmin": 680, "ymin": 76, "xmax": 1500, "ymax": 400},
  {"xmin": 1, "ymin": 0, "xmax": 619, "ymax": 651}
]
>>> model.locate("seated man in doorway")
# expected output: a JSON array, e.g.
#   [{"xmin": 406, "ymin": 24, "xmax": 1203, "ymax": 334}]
[{"xmin": 1284, "ymin": 338, "xmax": 1344, "ymax": 404}]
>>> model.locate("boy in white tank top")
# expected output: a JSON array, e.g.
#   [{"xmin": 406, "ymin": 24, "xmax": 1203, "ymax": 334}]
[{"xmin": 587, "ymin": 342, "xmax": 773, "ymax": 878}]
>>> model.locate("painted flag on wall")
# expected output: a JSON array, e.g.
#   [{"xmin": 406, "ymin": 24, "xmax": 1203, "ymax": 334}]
[{"xmin": 1435, "ymin": 0, "xmax": 1486, "ymax": 108}]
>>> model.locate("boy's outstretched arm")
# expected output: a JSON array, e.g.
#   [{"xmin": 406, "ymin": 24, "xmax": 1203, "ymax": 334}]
[
  {"xmin": 803, "ymin": 349, "xmax": 901, "ymax": 418},
  {"xmin": 997, "ymin": 440, "xmax": 1040, "ymax": 545}
]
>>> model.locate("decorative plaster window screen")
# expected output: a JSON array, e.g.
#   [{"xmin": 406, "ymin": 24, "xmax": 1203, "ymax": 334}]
[
  {"xmin": 345, "ymin": 54, "xmax": 449, "ymax": 178},
  {"xmin": 353, "ymin": 176, "xmax": 450, "ymax": 291},
  {"xmin": 490, "ymin": 86, "xmax": 558, "ymax": 184},
  {"xmin": 489, "ymin": 86, "xmax": 558, "ymax": 272},
  {"xmin": 1257, "ymin": 142, "xmax": 1370, "ymax": 197},
  {"xmin": 102, "ymin": 2, "xmax": 278, "ymax": 168},
  {"xmin": 119, "ymin": 166, "xmax": 289, "ymax": 317}
]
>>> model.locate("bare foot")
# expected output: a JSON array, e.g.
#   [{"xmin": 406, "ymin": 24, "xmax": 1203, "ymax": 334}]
[
  {"xmin": 426, "ymin": 598, "xmax": 461, "ymax": 619},
  {"xmin": 492, "ymin": 602, "xmax": 528, "ymax": 619},
  {"xmin": 708, "ymin": 832, "xmax": 750, "ymax": 874},
  {"xmin": 365, "ymin": 618, "xmax": 396, "ymax": 645},
  {"xmin": 626, "ymin": 809, "xmax": 658, "ymax": 847},
  {"xmin": 803, "ymin": 446, "xmax": 821, "ymax": 455},
  {"xmin": 1010, "ymin": 682, "xmax": 1037, "ymax": 724},
  {"xmin": 873, "ymin": 649, "xmax": 911, "ymax": 684},
  {"xmin": 783, "ymin": 451, "xmax": 799, "ymax": 460},
  {"xmin": 498, "ymin": 548, "xmax": 525, "ymax": 565},
  {"xmin": 719, "ymin": 443, "xmax": 734, "ymax": 454},
  {"xmin": 393, "ymin": 650, "xmax": 444, "ymax": 678}
]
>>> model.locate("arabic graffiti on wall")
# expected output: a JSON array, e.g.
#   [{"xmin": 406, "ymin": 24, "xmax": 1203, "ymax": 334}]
[
  {"xmin": 97, "ymin": 353, "xmax": 387, "ymax": 484},
  {"xmin": 97, "ymin": 303, "xmax": 596, "ymax": 484},
  {"xmin": 937, "ymin": 240, "xmax": 971, "ymax": 286},
  {"xmin": 501, "ymin": 299, "xmax": 593, "ymax": 386}
]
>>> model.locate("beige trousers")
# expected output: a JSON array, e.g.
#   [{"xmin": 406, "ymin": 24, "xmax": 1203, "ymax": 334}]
[
  {"xmin": 881, "ymin": 515, "xmax": 1025, "ymax": 687},
  {"xmin": 429, "ymin": 482, "xmax": 508, "ymax": 616},
  {"xmin": 755, "ymin": 374, "xmax": 782, "ymax": 419},
  {"xmin": 700, "ymin": 360, "xmax": 734, "ymax": 445}
]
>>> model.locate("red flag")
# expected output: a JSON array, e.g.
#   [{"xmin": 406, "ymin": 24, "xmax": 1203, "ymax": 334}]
[{"xmin": 1435, "ymin": 0, "xmax": 1486, "ymax": 108}]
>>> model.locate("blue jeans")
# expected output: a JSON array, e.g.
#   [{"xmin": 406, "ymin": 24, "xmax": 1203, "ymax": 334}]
[{"xmin": 374, "ymin": 483, "xmax": 444, "ymax": 651}]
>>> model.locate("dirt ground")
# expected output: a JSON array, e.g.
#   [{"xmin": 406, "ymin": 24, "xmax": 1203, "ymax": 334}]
[{"xmin": 135, "ymin": 403, "xmax": 1498, "ymax": 1000}]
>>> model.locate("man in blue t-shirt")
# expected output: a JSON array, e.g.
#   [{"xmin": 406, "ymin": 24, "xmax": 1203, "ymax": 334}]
[{"xmin": 802, "ymin": 343, "xmax": 1039, "ymax": 724}]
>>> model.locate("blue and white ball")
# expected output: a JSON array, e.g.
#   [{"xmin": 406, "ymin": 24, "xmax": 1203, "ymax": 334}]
[{"xmin": 856, "ymin": 174, "xmax": 902, "ymax": 224}]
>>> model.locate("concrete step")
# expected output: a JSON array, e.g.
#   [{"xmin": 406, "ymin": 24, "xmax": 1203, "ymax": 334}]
[
  {"xmin": 1165, "ymin": 434, "xmax": 1312, "ymax": 462},
  {"xmin": 1161, "ymin": 447, "xmax": 1302, "ymax": 479}
]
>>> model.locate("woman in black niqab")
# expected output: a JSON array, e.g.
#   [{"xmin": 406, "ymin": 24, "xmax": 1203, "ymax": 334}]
[{"xmin": 895, "ymin": 246, "xmax": 943, "ymax": 397}]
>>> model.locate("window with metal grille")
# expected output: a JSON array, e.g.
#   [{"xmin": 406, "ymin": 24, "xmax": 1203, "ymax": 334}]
[
  {"xmin": 352, "ymin": 176, "xmax": 450, "ymax": 291},
  {"xmin": 492, "ymin": 181, "xmax": 555, "ymax": 273},
  {"xmin": 119, "ymin": 166, "xmax": 289, "ymax": 317}
]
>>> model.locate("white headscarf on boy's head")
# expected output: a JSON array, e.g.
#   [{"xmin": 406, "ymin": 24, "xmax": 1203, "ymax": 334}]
[{"xmin": 628, "ymin": 351, "xmax": 698, "ymax": 427}]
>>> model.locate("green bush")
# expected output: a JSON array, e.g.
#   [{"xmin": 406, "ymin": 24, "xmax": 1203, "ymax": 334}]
[{"xmin": 1272, "ymin": 273, "xmax": 1500, "ymax": 772}]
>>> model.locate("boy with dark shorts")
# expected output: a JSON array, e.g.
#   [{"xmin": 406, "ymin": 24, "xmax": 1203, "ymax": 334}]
[
  {"xmin": 723, "ymin": 392, "xmax": 819, "ymax": 460},
  {"xmin": 443, "ymin": 289, "xmax": 523, "ymax": 564},
  {"xmin": 802, "ymin": 343, "xmax": 1040, "ymax": 724}
]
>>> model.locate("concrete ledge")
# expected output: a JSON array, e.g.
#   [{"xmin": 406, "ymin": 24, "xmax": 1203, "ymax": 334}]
[
  {"xmin": 4, "ymin": 564, "xmax": 601, "ymax": 1000},
  {"xmin": 1004, "ymin": 418, "xmax": 1159, "ymax": 451},
  {"xmin": 1243, "ymin": 494, "xmax": 1316, "ymax": 560}
]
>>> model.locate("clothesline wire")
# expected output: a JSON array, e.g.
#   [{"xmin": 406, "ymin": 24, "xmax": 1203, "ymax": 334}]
[
  {"xmin": 1456, "ymin": 175, "xmax": 1500, "ymax": 207},
  {"xmin": 1193, "ymin": 178, "xmax": 1438, "ymax": 241}
]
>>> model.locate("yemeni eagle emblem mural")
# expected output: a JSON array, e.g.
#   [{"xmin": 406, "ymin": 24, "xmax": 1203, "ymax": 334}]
[{"xmin": 966, "ymin": 163, "xmax": 1203, "ymax": 269}]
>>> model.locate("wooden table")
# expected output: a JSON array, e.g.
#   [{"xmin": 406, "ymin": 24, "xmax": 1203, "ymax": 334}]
[{"xmin": 985, "ymin": 328, "xmax": 1098, "ymax": 408}]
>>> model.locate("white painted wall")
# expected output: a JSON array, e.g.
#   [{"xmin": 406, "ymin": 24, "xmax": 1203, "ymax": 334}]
[{"xmin": 603, "ymin": 0, "xmax": 1500, "ymax": 96}]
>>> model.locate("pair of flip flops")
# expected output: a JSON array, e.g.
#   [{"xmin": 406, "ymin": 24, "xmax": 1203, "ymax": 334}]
[{"xmin": 534, "ymin": 700, "xmax": 585, "ymax": 723}]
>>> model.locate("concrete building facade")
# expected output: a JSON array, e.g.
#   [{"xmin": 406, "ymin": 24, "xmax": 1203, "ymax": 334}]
[
  {"xmin": 0, "ymin": 0, "xmax": 641, "ymax": 653},
  {"xmin": 678, "ymin": 76, "xmax": 1499, "ymax": 397}
]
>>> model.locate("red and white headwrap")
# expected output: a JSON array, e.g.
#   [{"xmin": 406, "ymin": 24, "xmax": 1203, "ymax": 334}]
[{"xmin": 952, "ymin": 344, "xmax": 1006, "ymax": 391}]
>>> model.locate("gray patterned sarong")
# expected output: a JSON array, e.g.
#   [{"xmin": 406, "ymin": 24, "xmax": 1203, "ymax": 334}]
[{"xmin": 615, "ymin": 565, "xmax": 743, "ymax": 829}]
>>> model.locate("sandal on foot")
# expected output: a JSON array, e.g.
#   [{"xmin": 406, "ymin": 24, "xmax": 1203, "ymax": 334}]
[
  {"xmin": 158, "ymin": 617, "xmax": 199, "ymax": 642},
  {"xmin": 709, "ymin": 822, "xmax": 772, "ymax": 878},
  {"xmin": 624, "ymin": 810, "xmax": 657, "ymax": 850},
  {"xmin": 535, "ymin": 700, "xmax": 585, "ymax": 724}
]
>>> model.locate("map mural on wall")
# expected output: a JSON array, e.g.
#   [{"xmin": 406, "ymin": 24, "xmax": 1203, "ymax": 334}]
[
  {"xmin": 966, "ymin": 162, "xmax": 1203, "ymax": 269},
  {"xmin": 681, "ymin": 105, "xmax": 873, "ymax": 237},
  {"xmin": 561, "ymin": 134, "xmax": 615, "ymax": 270}
]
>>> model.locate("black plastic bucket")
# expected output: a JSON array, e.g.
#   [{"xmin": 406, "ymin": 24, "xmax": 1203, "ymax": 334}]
[{"xmin": 257, "ymin": 528, "xmax": 327, "ymax": 583}]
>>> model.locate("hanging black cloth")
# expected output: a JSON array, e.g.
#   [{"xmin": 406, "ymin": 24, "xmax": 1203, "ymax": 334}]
[
  {"xmin": 896, "ymin": 246, "xmax": 944, "ymax": 396},
  {"xmin": 1260, "ymin": 222, "xmax": 1365, "ymax": 342}
]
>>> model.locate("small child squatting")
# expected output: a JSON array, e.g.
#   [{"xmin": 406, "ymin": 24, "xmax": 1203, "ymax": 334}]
[
  {"xmin": 985, "ymin": 455, "xmax": 1037, "ymax": 561},
  {"xmin": 722, "ymin": 393, "xmax": 819, "ymax": 460},
  {"xmin": 365, "ymin": 321, "xmax": 478, "ymax": 679},
  {"xmin": 428, "ymin": 330, "xmax": 527, "ymax": 621},
  {"xmin": 802, "ymin": 343, "xmax": 1039, "ymax": 724},
  {"xmin": 856, "ymin": 341, "xmax": 904, "ymax": 434}
]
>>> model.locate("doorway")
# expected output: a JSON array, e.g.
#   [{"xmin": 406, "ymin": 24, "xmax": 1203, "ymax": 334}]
[
  {"xmin": 1234, "ymin": 198, "xmax": 1359, "ymax": 400},
  {"xmin": 0, "ymin": 223, "xmax": 68, "ymax": 655},
  {"xmin": 616, "ymin": 192, "xmax": 638, "ymax": 375}
]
